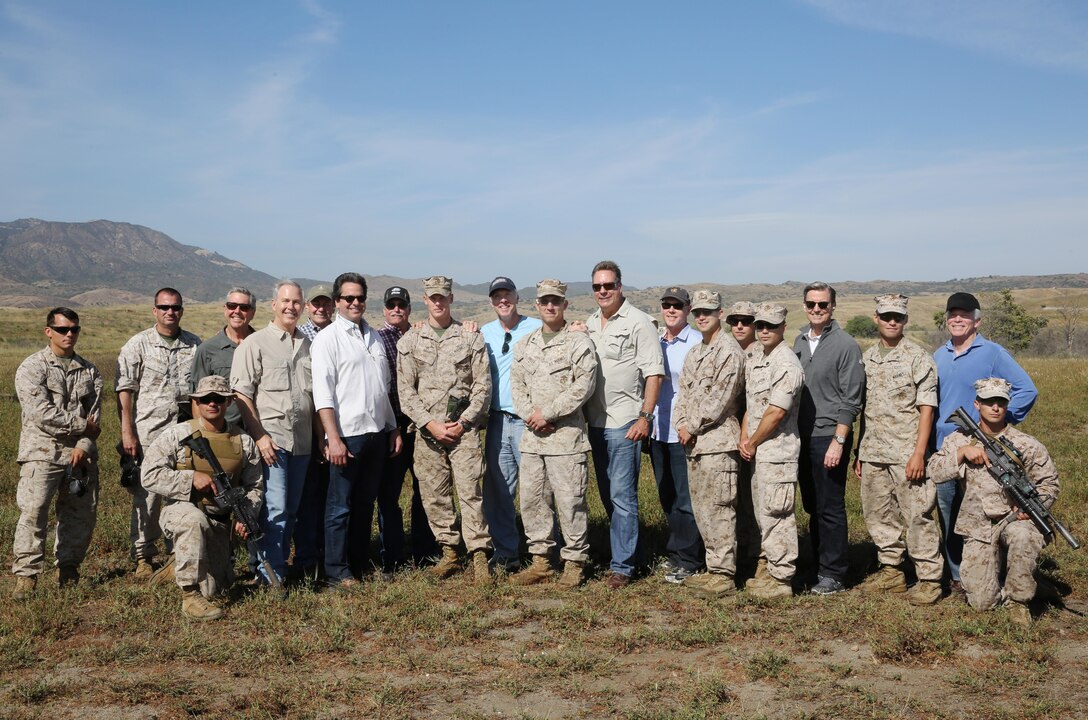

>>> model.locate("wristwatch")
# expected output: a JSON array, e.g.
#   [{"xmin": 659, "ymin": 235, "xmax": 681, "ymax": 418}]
[
  {"xmin": 638, "ymin": 411, "xmax": 655, "ymax": 424},
  {"xmin": 834, "ymin": 434, "xmax": 846, "ymax": 445}
]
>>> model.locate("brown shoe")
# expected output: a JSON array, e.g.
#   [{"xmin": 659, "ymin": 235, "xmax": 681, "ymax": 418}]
[
  {"xmin": 58, "ymin": 565, "xmax": 80, "ymax": 588},
  {"xmin": 556, "ymin": 561, "xmax": 587, "ymax": 589},
  {"xmin": 12, "ymin": 575, "xmax": 37, "ymax": 601},
  {"xmin": 857, "ymin": 566, "xmax": 907, "ymax": 594},
  {"xmin": 606, "ymin": 572, "xmax": 631, "ymax": 590},
  {"xmin": 1008, "ymin": 601, "xmax": 1032, "ymax": 626},
  {"xmin": 181, "ymin": 587, "xmax": 224, "ymax": 621},
  {"xmin": 906, "ymin": 580, "xmax": 943, "ymax": 606},
  {"xmin": 472, "ymin": 551, "xmax": 492, "ymax": 586},
  {"xmin": 509, "ymin": 555, "xmax": 552, "ymax": 586},
  {"xmin": 150, "ymin": 556, "xmax": 176, "ymax": 586},
  {"xmin": 134, "ymin": 559, "xmax": 156, "ymax": 579},
  {"xmin": 690, "ymin": 573, "xmax": 737, "ymax": 598},
  {"xmin": 747, "ymin": 576, "xmax": 793, "ymax": 600},
  {"xmin": 429, "ymin": 546, "xmax": 461, "ymax": 580}
]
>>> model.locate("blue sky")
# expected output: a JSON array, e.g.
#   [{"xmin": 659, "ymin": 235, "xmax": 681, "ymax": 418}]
[{"xmin": 2, "ymin": 1, "xmax": 1087, "ymax": 287}]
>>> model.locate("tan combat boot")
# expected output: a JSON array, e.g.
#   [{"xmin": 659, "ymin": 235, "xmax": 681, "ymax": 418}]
[
  {"xmin": 472, "ymin": 551, "xmax": 492, "ymax": 585},
  {"xmin": 429, "ymin": 546, "xmax": 461, "ymax": 579},
  {"xmin": 857, "ymin": 565, "xmax": 907, "ymax": 594},
  {"xmin": 150, "ymin": 556, "xmax": 176, "ymax": 586},
  {"xmin": 134, "ymin": 559, "xmax": 155, "ymax": 579},
  {"xmin": 744, "ymin": 558, "xmax": 771, "ymax": 591},
  {"xmin": 682, "ymin": 573, "xmax": 716, "ymax": 590},
  {"xmin": 58, "ymin": 565, "xmax": 80, "ymax": 588},
  {"xmin": 906, "ymin": 580, "xmax": 942, "ymax": 606},
  {"xmin": 509, "ymin": 555, "xmax": 552, "ymax": 586},
  {"xmin": 747, "ymin": 576, "xmax": 793, "ymax": 600},
  {"xmin": 12, "ymin": 575, "xmax": 37, "ymax": 601},
  {"xmin": 690, "ymin": 573, "xmax": 737, "ymax": 599},
  {"xmin": 1008, "ymin": 601, "xmax": 1032, "ymax": 626},
  {"xmin": 556, "ymin": 561, "xmax": 586, "ymax": 589},
  {"xmin": 181, "ymin": 587, "xmax": 223, "ymax": 621}
]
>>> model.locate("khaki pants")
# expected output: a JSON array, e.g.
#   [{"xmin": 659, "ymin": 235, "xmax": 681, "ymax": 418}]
[
  {"xmin": 687, "ymin": 451, "xmax": 738, "ymax": 575},
  {"xmin": 520, "ymin": 452, "xmax": 591, "ymax": 563},
  {"xmin": 961, "ymin": 519, "xmax": 1045, "ymax": 610},
  {"xmin": 12, "ymin": 461, "xmax": 99, "ymax": 576},
  {"xmin": 752, "ymin": 461, "xmax": 798, "ymax": 582},
  {"xmin": 415, "ymin": 431, "xmax": 492, "ymax": 553},
  {"xmin": 160, "ymin": 502, "xmax": 233, "ymax": 598},
  {"xmin": 860, "ymin": 462, "xmax": 943, "ymax": 581}
]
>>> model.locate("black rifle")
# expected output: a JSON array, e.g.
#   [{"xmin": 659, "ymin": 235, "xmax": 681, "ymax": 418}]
[
  {"xmin": 180, "ymin": 432, "xmax": 284, "ymax": 590},
  {"xmin": 948, "ymin": 407, "xmax": 1080, "ymax": 549}
]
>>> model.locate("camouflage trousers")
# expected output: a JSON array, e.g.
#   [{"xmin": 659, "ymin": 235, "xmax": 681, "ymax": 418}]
[
  {"xmin": 12, "ymin": 461, "xmax": 99, "ymax": 576},
  {"xmin": 752, "ymin": 461, "xmax": 798, "ymax": 582},
  {"xmin": 129, "ymin": 478, "xmax": 166, "ymax": 562},
  {"xmin": 961, "ymin": 519, "xmax": 1045, "ymax": 610},
  {"xmin": 735, "ymin": 456, "xmax": 761, "ymax": 573},
  {"xmin": 416, "ymin": 431, "xmax": 492, "ymax": 554},
  {"xmin": 520, "ymin": 452, "xmax": 591, "ymax": 563},
  {"xmin": 160, "ymin": 502, "xmax": 233, "ymax": 598},
  {"xmin": 859, "ymin": 463, "xmax": 943, "ymax": 581},
  {"xmin": 687, "ymin": 451, "xmax": 738, "ymax": 575}
]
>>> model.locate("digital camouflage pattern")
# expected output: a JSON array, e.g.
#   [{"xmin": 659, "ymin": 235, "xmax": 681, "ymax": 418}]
[
  {"xmin": 857, "ymin": 338, "xmax": 937, "ymax": 465},
  {"xmin": 687, "ymin": 451, "xmax": 739, "ymax": 575},
  {"xmin": 744, "ymin": 342, "xmax": 804, "ymax": 463},
  {"xmin": 674, "ymin": 331, "xmax": 745, "ymax": 456},
  {"xmin": 858, "ymin": 462, "xmax": 943, "ymax": 581},
  {"xmin": 752, "ymin": 461, "xmax": 799, "ymax": 582},
  {"xmin": 115, "ymin": 327, "xmax": 201, "ymax": 444},
  {"xmin": 519, "ymin": 453, "xmax": 591, "ymax": 563}
]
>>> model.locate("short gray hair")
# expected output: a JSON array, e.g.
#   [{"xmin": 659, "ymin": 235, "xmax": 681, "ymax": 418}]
[
  {"xmin": 947, "ymin": 308, "xmax": 982, "ymax": 321},
  {"xmin": 803, "ymin": 281, "xmax": 836, "ymax": 304},
  {"xmin": 226, "ymin": 286, "xmax": 256, "ymax": 305},
  {"xmin": 273, "ymin": 279, "xmax": 303, "ymax": 298}
]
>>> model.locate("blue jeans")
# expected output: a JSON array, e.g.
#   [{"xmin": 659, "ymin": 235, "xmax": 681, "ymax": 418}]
[
  {"xmin": 324, "ymin": 432, "xmax": 388, "ymax": 583},
  {"xmin": 589, "ymin": 420, "xmax": 642, "ymax": 577},
  {"xmin": 649, "ymin": 439, "xmax": 704, "ymax": 572},
  {"xmin": 936, "ymin": 479, "xmax": 964, "ymax": 582},
  {"xmin": 258, "ymin": 447, "xmax": 310, "ymax": 583},
  {"xmin": 484, "ymin": 411, "xmax": 526, "ymax": 562}
]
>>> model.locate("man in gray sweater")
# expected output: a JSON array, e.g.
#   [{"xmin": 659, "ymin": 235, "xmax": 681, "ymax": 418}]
[{"xmin": 793, "ymin": 282, "xmax": 865, "ymax": 595}]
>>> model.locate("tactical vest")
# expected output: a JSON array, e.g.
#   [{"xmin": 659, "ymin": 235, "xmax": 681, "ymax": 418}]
[{"xmin": 178, "ymin": 419, "xmax": 246, "ymax": 514}]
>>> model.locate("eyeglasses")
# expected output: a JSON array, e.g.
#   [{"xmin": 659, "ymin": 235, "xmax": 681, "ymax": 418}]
[
  {"xmin": 385, "ymin": 301, "xmax": 408, "ymax": 310},
  {"xmin": 49, "ymin": 325, "xmax": 81, "ymax": 335},
  {"xmin": 537, "ymin": 296, "xmax": 563, "ymax": 307},
  {"xmin": 196, "ymin": 394, "xmax": 229, "ymax": 405},
  {"xmin": 592, "ymin": 282, "xmax": 617, "ymax": 293},
  {"xmin": 977, "ymin": 397, "xmax": 1009, "ymax": 407},
  {"xmin": 501, "ymin": 331, "xmax": 513, "ymax": 354},
  {"xmin": 338, "ymin": 295, "xmax": 366, "ymax": 305},
  {"xmin": 692, "ymin": 309, "xmax": 717, "ymax": 318},
  {"xmin": 155, "ymin": 304, "xmax": 183, "ymax": 312},
  {"xmin": 754, "ymin": 321, "xmax": 783, "ymax": 331},
  {"xmin": 727, "ymin": 317, "xmax": 754, "ymax": 327},
  {"xmin": 804, "ymin": 301, "xmax": 831, "ymax": 310},
  {"xmin": 661, "ymin": 301, "xmax": 684, "ymax": 310},
  {"xmin": 877, "ymin": 312, "xmax": 906, "ymax": 323},
  {"xmin": 225, "ymin": 302, "xmax": 253, "ymax": 312}
]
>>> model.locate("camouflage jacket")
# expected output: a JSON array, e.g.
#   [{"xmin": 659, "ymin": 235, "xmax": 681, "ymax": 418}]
[
  {"xmin": 511, "ymin": 325, "xmax": 598, "ymax": 455},
  {"xmin": 744, "ymin": 342, "xmax": 804, "ymax": 463},
  {"xmin": 115, "ymin": 327, "xmax": 201, "ymax": 445},
  {"xmin": 397, "ymin": 320, "xmax": 491, "ymax": 433},
  {"xmin": 674, "ymin": 331, "xmax": 745, "ymax": 456},
  {"xmin": 141, "ymin": 422, "xmax": 263, "ymax": 511},
  {"xmin": 16, "ymin": 348, "xmax": 103, "ymax": 464},
  {"xmin": 857, "ymin": 338, "xmax": 938, "ymax": 465},
  {"xmin": 927, "ymin": 426, "xmax": 1059, "ymax": 543}
]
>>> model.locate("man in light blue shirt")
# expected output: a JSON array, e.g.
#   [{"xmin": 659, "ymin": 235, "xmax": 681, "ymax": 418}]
[
  {"xmin": 934, "ymin": 291, "xmax": 1037, "ymax": 592},
  {"xmin": 481, "ymin": 277, "xmax": 542, "ymax": 571},
  {"xmin": 650, "ymin": 287, "xmax": 705, "ymax": 584}
]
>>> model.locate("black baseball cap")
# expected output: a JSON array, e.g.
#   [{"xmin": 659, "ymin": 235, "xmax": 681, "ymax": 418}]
[
  {"xmin": 946, "ymin": 292, "xmax": 980, "ymax": 313},
  {"xmin": 384, "ymin": 286, "xmax": 410, "ymax": 304},
  {"xmin": 660, "ymin": 287, "xmax": 690, "ymax": 305},
  {"xmin": 489, "ymin": 276, "xmax": 517, "ymax": 296}
]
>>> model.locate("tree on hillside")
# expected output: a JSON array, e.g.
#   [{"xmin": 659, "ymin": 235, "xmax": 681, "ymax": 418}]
[
  {"xmin": 845, "ymin": 314, "xmax": 878, "ymax": 339},
  {"xmin": 1054, "ymin": 301, "xmax": 1085, "ymax": 357},
  {"xmin": 985, "ymin": 289, "xmax": 1048, "ymax": 352},
  {"xmin": 933, "ymin": 309, "xmax": 946, "ymax": 330}
]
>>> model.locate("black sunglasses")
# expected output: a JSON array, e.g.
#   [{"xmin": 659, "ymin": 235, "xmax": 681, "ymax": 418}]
[
  {"xmin": 877, "ymin": 312, "xmax": 906, "ymax": 323},
  {"xmin": 49, "ymin": 325, "xmax": 81, "ymax": 335},
  {"xmin": 196, "ymin": 394, "xmax": 229, "ymax": 405},
  {"xmin": 727, "ymin": 317, "xmax": 754, "ymax": 327},
  {"xmin": 501, "ymin": 331, "xmax": 513, "ymax": 354},
  {"xmin": 155, "ymin": 304, "xmax": 183, "ymax": 312},
  {"xmin": 225, "ymin": 302, "xmax": 253, "ymax": 312},
  {"xmin": 592, "ymin": 282, "xmax": 617, "ymax": 292},
  {"xmin": 754, "ymin": 321, "xmax": 783, "ymax": 331},
  {"xmin": 692, "ymin": 309, "xmax": 717, "ymax": 318},
  {"xmin": 804, "ymin": 301, "xmax": 831, "ymax": 310},
  {"xmin": 385, "ymin": 300, "xmax": 408, "ymax": 310},
  {"xmin": 661, "ymin": 301, "xmax": 685, "ymax": 310},
  {"xmin": 338, "ymin": 295, "xmax": 366, "ymax": 305}
]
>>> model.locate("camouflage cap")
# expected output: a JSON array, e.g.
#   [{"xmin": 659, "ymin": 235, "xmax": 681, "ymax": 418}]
[
  {"xmin": 690, "ymin": 289, "xmax": 721, "ymax": 311},
  {"xmin": 974, "ymin": 377, "xmax": 1011, "ymax": 401},
  {"xmin": 422, "ymin": 275, "xmax": 453, "ymax": 296},
  {"xmin": 536, "ymin": 279, "xmax": 567, "ymax": 299},
  {"xmin": 725, "ymin": 301, "xmax": 757, "ymax": 320},
  {"xmin": 754, "ymin": 303, "xmax": 787, "ymax": 325},
  {"xmin": 874, "ymin": 294, "xmax": 909, "ymax": 315},
  {"xmin": 190, "ymin": 375, "xmax": 233, "ymax": 399},
  {"xmin": 307, "ymin": 284, "xmax": 332, "ymax": 302}
]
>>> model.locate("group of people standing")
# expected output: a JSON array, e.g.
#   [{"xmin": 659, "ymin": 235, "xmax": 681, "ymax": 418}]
[{"xmin": 10, "ymin": 261, "xmax": 1060, "ymax": 626}]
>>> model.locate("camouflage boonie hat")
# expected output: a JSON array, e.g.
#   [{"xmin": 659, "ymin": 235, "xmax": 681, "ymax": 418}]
[
  {"xmin": 754, "ymin": 303, "xmax": 787, "ymax": 325},
  {"xmin": 536, "ymin": 279, "xmax": 567, "ymax": 299},
  {"xmin": 725, "ymin": 301, "xmax": 757, "ymax": 320},
  {"xmin": 307, "ymin": 284, "xmax": 332, "ymax": 302},
  {"xmin": 875, "ymin": 294, "xmax": 909, "ymax": 314},
  {"xmin": 423, "ymin": 276, "xmax": 453, "ymax": 296},
  {"xmin": 974, "ymin": 377, "xmax": 1011, "ymax": 401},
  {"xmin": 690, "ymin": 289, "xmax": 721, "ymax": 311},
  {"xmin": 190, "ymin": 375, "xmax": 233, "ymax": 399}
]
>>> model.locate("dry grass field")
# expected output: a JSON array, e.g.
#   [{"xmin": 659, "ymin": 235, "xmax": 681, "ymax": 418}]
[{"xmin": 1, "ymin": 301, "xmax": 1087, "ymax": 719}]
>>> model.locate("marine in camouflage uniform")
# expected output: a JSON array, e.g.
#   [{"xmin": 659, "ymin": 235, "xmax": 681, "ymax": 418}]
[
  {"xmin": 673, "ymin": 290, "xmax": 746, "ymax": 597},
  {"xmin": 397, "ymin": 275, "xmax": 493, "ymax": 580},
  {"xmin": 738, "ymin": 303, "xmax": 804, "ymax": 599},
  {"xmin": 854, "ymin": 294, "xmax": 943, "ymax": 604},
  {"xmin": 11, "ymin": 308, "xmax": 103, "ymax": 599},
  {"xmin": 726, "ymin": 301, "xmax": 761, "ymax": 579},
  {"xmin": 116, "ymin": 288, "xmax": 201, "ymax": 574},
  {"xmin": 927, "ymin": 378, "xmax": 1058, "ymax": 624},
  {"xmin": 509, "ymin": 279, "xmax": 598, "ymax": 587},
  {"xmin": 142, "ymin": 376, "xmax": 263, "ymax": 620}
]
